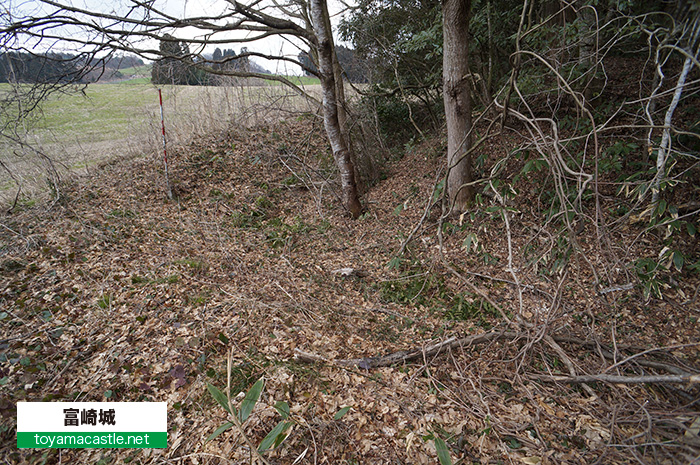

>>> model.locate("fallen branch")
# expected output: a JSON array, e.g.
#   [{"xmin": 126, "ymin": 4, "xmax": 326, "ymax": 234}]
[
  {"xmin": 531, "ymin": 373, "xmax": 700, "ymax": 385},
  {"xmin": 597, "ymin": 283, "xmax": 634, "ymax": 295},
  {"xmin": 295, "ymin": 330, "xmax": 518, "ymax": 369},
  {"xmin": 544, "ymin": 335, "xmax": 596, "ymax": 398},
  {"xmin": 551, "ymin": 335, "xmax": 693, "ymax": 375},
  {"xmin": 295, "ymin": 328, "xmax": 700, "ymax": 387}
]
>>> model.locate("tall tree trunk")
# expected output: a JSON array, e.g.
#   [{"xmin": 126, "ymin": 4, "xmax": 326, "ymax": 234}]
[
  {"xmin": 578, "ymin": 3, "xmax": 598, "ymax": 103},
  {"xmin": 325, "ymin": 5, "xmax": 359, "ymax": 192},
  {"xmin": 486, "ymin": 0, "xmax": 494, "ymax": 97},
  {"xmin": 442, "ymin": 0, "xmax": 474, "ymax": 212},
  {"xmin": 310, "ymin": 0, "xmax": 363, "ymax": 218}
]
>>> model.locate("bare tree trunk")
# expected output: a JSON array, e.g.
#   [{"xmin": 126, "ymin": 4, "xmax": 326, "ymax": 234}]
[
  {"xmin": 315, "ymin": 0, "xmax": 349, "ymax": 137},
  {"xmin": 334, "ymin": 57, "xmax": 349, "ymax": 138},
  {"xmin": 310, "ymin": 0, "xmax": 363, "ymax": 218},
  {"xmin": 486, "ymin": 0, "xmax": 494, "ymax": 97},
  {"xmin": 578, "ymin": 3, "xmax": 598, "ymax": 103},
  {"xmin": 325, "ymin": 6, "xmax": 360, "ymax": 193},
  {"xmin": 442, "ymin": 0, "xmax": 474, "ymax": 212}
]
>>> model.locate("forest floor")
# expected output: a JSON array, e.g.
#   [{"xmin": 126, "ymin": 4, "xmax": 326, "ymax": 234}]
[{"xmin": 0, "ymin": 115, "xmax": 699, "ymax": 465}]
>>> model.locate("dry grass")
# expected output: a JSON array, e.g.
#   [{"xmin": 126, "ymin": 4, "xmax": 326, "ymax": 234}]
[{"xmin": 0, "ymin": 81, "xmax": 322, "ymax": 207}]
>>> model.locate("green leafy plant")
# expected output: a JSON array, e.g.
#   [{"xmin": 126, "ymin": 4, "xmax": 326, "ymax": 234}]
[
  {"xmin": 206, "ymin": 379, "xmax": 293, "ymax": 455},
  {"xmin": 634, "ymin": 257, "xmax": 663, "ymax": 301},
  {"xmin": 624, "ymin": 199, "xmax": 699, "ymax": 300},
  {"xmin": 97, "ymin": 293, "xmax": 113, "ymax": 310},
  {"xmin": 258, "ymin": 401, "xmax": 293, "ymax": 451},
  {"xmin": 461, "ymin": 232, "xmax": 479, "ymax": 253},
  {"xmin": 600, "ymin": 140, "xmax": 637, "ymax": 173},
  {"xmin": 432, "ymin": 179, "xmax": 445, "ymax": 203},
  {"xmin": 174, "ymin": 257, "xmax": 207, "ymax": 273},
  {"xmin": 207, "ymin": 376, "xmax": 354, "ymax": 457},
  {"xmin": 263, "ymin": 216, "xmax": 309, "ymax": 250},
  {"xmin": 386, "ymin": 256, "xmax": 403, "ymax": 270},
  {"xmin": 422, "ymin": 431, "xmax": 452, "ymax": 465},
  {"xmin": 445, "ymin": 292, "xmax": 499, "ymax": 323},
  {"xmin": 334, "ymin": 406, "xmax": 352, "ymax": 420},
  {"xmin": 230, "ymin": 203, "xmax": 268, "ymax": 229},
  {"xmin": 435, "ymin": 435, "xmax": 452, "ymax": 465},
  {"xmin": 109, "ymin": 209, "xmax": 136, "ymax": 218},
  {"xmin": 514, "ymin": 156, "xmax": 548, "ymax": 183},
  {"xmin": 379, "ymin": 272, "xmax": 448, "ymax": 307}
]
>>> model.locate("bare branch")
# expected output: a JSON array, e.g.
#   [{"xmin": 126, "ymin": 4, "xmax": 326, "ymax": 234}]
[
  {"xmin": 295, "ymin": 330, "xmax": 519, "ymax": 368},
  {"xmin": 532, "ymin": 373, "xmax": 700, "ymax": 385}
]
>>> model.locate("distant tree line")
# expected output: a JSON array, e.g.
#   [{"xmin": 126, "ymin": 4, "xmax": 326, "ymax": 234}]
[
  {"xmin": 2, "ymin": 35, "xmax": 259, "ymax": 87},
  {"xmin": 1, "ymin": 35, "xmax": 254, "ymax": 87},
  {"xmin": 102, "ymin": 55, "xmax": 144, "ymax": 70},
  {"xmin": 0, "ymin": 51, "xmax": 144, "ymax": 83},
  {"xmin": 0, "ymin": 52, "xmax": 82, "ymax": 83}
]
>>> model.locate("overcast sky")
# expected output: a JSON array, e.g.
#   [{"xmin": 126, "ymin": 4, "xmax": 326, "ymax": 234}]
[
  {"xmin": 176, "ymin": 0, "xmax": 352, "ymax": 74},
  {"xmin": 4, "ymin": 0, "xmax": 353, "ymax": 74}
]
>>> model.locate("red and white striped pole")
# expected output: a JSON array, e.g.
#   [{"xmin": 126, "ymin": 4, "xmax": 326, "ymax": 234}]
[{"xmin": 158, "ymin": 88, "xmax": 173, "ymax": 200}]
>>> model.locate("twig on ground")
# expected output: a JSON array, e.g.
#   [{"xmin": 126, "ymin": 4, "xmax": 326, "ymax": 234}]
[
  {"xmin": 295, "ymin": 330, "xmax": 518, "ymax": 369},
  {"xmin": 531, "ymin": 373, "xmax": 700, "ymax": 385},
  {"xmin": 603, "ymin": 342, "xmax": 700, "ymax": 374},
  {"xmin": 554, "ymin": 335, "xmax": 691, "ymax": 375},
  {"xmin": 544, "ymin": 334, "xmax": 597, "ymax": 397},
  {"xmin": 597, "ymin": 283, "xmax": 634, "ymax": 295}
]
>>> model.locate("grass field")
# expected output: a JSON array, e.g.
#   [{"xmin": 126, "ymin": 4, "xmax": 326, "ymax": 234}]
[
  {"xmin": 115, "ymin": 64, "xmax": 152, "ymax": 77},
  {"xmin": 0, "ymin": 78, "xmax": 322, "ymax": 204},
  {"xmin": 265, "ymin": 75, "xmax": 320, "ymax": 86},
  {"xmin": 38, "ymin": 84, "xmax": 156, "ymax": 144}
]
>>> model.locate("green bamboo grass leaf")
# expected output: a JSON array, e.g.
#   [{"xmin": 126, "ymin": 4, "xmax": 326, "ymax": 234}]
[
  {"xmin": 258, "ymin": 420, "xmax": 291, "ymax": 451},
  {"xmin": 274, "ymin": 401, "xmax": 290, "ymax": 419},
  {"xmin": 207, "ymin": 383, "xmax": 231, "ymax": 414},
  {"xmin": 334, "ymin": 406, "xmax": 352, "ymax": 420},
  {"xmin": 435, "ymin": 436, "xmax": 452, "ymax": 465},
  {"xmin": 239, "ymin": 378, "xmax": 264, "ymax": 422},
  {"xmin": 206, "ymin": 421, "xmax": 234, "ymax": 442},
  {"xmin": 672, "ymin": 251, "xmax": 684, "ymax": 271}
]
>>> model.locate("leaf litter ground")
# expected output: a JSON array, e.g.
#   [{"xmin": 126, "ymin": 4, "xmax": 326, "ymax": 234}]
[{"xmin": 1, "ymin": 117, "xmax": 698, "ymax": 464}]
